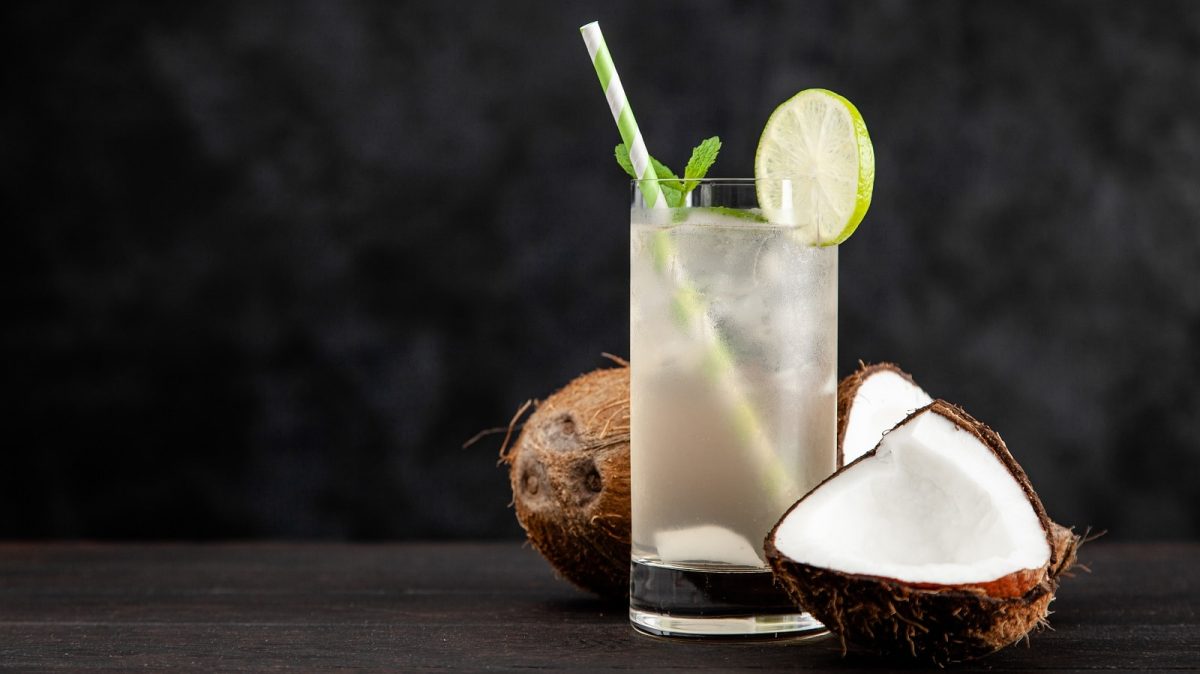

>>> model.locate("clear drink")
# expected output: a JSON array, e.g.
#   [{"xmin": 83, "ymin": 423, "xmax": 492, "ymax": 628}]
[{"xmin": 629, "ymin": 180, "xmax": 836, "ymax": 638}]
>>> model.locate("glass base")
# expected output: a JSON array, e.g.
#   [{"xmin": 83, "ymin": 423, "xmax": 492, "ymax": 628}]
[
  {"xmin": 628, "ymin": 559, "xmax": 829, "ymax": 640},
  {"xmin": 630, "ymin": 606, "xmax": 829, "ymax": 640}
]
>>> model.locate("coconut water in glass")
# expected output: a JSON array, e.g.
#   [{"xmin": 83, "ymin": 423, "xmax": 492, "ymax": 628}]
[{"xmin": 629, "ymin": 179, "xmax": 836, "ymax": 638}]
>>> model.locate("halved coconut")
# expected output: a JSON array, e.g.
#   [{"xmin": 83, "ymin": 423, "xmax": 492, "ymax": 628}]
[
  {"xmin": 837, "ymin": 362, "xmax": 932, "ymax": 466},
  {"xmin": 767, "ymin": 400, "xmax": 1068, "ymax": 663},
  {"xmin": 836, "ymin": 363, "xmax": 1081, "ymax": 578}
]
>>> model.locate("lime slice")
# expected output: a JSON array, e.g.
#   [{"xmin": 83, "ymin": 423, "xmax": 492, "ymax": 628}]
[{"xmin": 755, "ymin": 89, "xmax": 875, "ymax": 245}]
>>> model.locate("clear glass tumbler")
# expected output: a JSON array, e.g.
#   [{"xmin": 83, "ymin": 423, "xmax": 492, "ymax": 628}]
[{"xmin": 629, "ymin": 179, "xmax": 836, "ymax": 639}]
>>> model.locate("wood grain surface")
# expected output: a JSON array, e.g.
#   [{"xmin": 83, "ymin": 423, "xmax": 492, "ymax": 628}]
[{"xmin": 0, "ymin": 542, "xmax": 1196, "ymax": 671}]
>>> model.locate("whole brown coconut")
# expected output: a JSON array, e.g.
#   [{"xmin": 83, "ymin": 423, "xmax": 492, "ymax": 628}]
[{"xmin": 500, "ymin": 365, "xmax": 631, "ymax": 599}]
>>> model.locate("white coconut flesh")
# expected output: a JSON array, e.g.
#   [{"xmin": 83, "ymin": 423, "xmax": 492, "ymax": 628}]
[
  {"xmin": 843, "ymin": 370, "xmax": 933, "ymax": 463},
  {"xmin": 775, "ymin": 408, "xmax": 1050, "ymax": 586}
]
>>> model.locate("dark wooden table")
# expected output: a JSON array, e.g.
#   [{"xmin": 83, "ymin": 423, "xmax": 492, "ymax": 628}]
[{"xmin": 1, "ymin": 542, "xmax": 1196, "ymax": 671}]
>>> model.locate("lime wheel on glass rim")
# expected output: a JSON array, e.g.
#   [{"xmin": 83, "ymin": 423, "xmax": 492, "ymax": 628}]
[{"xmin": 755, "ymin": 88, "xmax": 875, "ymax": 245}]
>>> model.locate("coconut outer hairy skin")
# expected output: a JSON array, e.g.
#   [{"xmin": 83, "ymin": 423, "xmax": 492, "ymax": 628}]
[
  {"xmin": 767, "ymin": 400, "xmax": 1071, "ymax": 664},
  {"xmin": 769, "ymin": 559, "xmax": 1055, "ymax": 663},
  {"xmin": 500, "ymin": 366, "xmax": 631, "ymax": 599},
  {"xmin": 1049, "ymin": 521, "xmax": 1082, "ymax": 577}
]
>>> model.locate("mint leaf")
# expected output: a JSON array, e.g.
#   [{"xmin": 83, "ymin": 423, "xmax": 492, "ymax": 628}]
[
  {"xmin": 645, "ymin": 156, "xmax": 683, "ymax": 195},
  {"xmin": 616, "ymin": 143, "xmax": 684, "ymax": 207},
  {"xmin": 649, "ymin": 157, "xmax": 684, "ymax": 206},
  {"xmin": 616, "ymin": 143, "xmax": 682, "ymax": 189},
  {"xmin": 683, "ymin": 136, "xmax": 721, "ymax": 193},
  {"xmin": 660, "ymin": 185, "xmax": 684, "ymax": 208},
  {"xmin": 648, "ymin": 157, "xmax": 680, "ymax": 186}
]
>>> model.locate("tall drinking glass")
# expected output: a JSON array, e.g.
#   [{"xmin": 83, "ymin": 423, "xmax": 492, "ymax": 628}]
[{"xmin": 629, "ymin": 179, "xmax": 836, "ymax": 639}]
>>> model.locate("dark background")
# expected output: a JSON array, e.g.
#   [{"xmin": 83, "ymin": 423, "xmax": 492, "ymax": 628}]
[{"xmin": 5, "ymin": 1, "xmax": 1199, "ymax": 541}]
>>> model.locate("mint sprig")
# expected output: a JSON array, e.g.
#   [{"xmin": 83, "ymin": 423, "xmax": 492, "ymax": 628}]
[
  {"xmin": 649, "ymin": 157, "xmax": 683, "ymax": 195},
  {"xmin": 683, "ymin": 136, "xmax": 721, "ymax": 192},
  {"xmin": 615, "ymin": 136, "xmax": 721, "ymax": 207}
]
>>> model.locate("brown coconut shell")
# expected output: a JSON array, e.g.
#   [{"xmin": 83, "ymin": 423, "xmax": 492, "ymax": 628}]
[
  {"xmin": 767, "ymin": 561, "xmax": 1055, "ymax": 663},
  {"xmin": 1048, "ymin": 521, "xmax": 1082, "ymax": 578},
  {"xmin": 500, "ymin": 365, "xmax": 631, "ymax": 599},
  {"xmin": 766, "ymin": 400, "xmax": 1066, "ymax": 664},
  {"xmin": 835, "ymin": 362, "xmax": 926, "ymax": 468}
]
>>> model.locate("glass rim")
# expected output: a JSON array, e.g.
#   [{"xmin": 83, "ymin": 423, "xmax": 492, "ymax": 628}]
[{"xmin": 630, "ymin": 177, "xmax": 761, "ymax": 184}]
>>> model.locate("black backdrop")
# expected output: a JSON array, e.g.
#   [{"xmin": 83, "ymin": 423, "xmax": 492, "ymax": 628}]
[{"xmin": 5, "ymin": 1, "xmax": 1199, "ymax": 540}]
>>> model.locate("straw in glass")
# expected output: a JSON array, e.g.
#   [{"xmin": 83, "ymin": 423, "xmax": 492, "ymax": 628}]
[{"xmin": 580, "ymin": 21, "xmax": 796, "ymax": 504}]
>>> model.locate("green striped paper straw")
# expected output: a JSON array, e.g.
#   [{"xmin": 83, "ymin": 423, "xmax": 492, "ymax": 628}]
[
  {"xmin": 579, "ymin": 21, "xmax": 796, "ymax": 509},
  {"xmin": 580, "ymin": 22, "xmax": 666, "ymax": 210}
]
